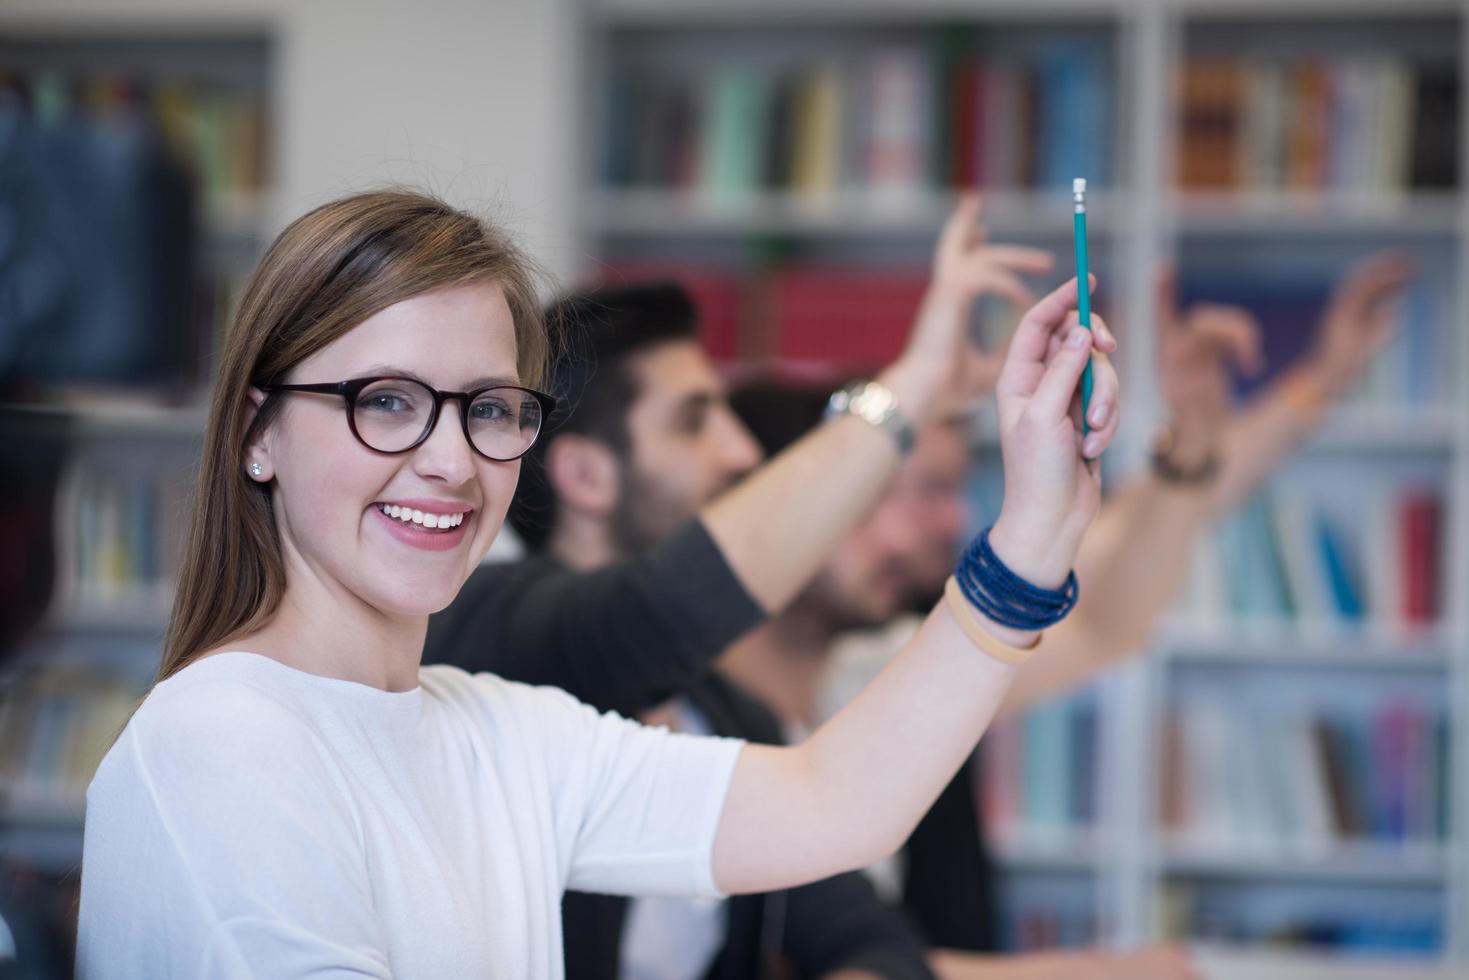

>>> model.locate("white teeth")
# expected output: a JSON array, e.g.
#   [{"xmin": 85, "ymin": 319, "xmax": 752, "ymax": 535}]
[{"xmin": 377, "ymin": 504, "xmax": 467, "ymax": 529}]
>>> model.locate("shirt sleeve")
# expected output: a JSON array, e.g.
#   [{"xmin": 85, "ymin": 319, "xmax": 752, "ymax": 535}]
[
  {"xmin": 76, "ymin": 685, "xmax": 390, "ymax": 980},
  {"xmin": 514, "ymin": 682, "xmax": 744, "ymax": 899},
  {"xmin": 423, "ymin": 519, "xmax": 764, "ymax": 718}
]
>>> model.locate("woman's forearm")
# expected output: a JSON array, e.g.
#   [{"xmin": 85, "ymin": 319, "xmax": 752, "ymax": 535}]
[
  {"xmin": 703, "ymin": 402, "xmax": 906, "ymax": 614},
  {"xmin": 1206, "ymin": 368, "xmax": 1322, "ymax": 518},
  {"xmin": 712, "ymin": 276, "xmax": 1115, "ymax": 897},
  {"xmin": 712, "ymin": 600, "xmax": 1017, "ymax": 894}
]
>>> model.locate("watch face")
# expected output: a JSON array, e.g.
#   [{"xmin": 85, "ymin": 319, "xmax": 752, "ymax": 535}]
[{"xmin": 850, "ymin": 383, "xmax": 896, "ymax": 424}]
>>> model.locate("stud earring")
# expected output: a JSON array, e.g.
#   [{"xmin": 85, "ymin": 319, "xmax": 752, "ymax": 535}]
[{"xmin": 250, "ymin": 462, "xmax": 264, "ymax": 478}]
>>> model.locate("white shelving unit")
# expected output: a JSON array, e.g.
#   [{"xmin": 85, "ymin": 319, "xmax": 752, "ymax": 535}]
[{"xmin": 579, "ymin": 0, "xmax": 1469, "ymax": 966}]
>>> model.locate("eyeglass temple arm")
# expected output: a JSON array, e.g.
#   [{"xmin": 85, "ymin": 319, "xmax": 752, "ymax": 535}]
[{"xmin": 259, "ymin": 382, "xmax": 350, "ymax": 395}]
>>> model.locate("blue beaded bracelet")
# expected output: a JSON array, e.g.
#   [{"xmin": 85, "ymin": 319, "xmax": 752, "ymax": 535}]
[{"xmin": 953, "ymin": 528, "xmax": 1079, "ymax": 631}]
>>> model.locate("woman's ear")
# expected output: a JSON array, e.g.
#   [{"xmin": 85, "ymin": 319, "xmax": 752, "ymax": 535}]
[
  {"xmin": 243, "ymin": 387, "xmax": 273, "ymax": 483},
  {"xmin": 545, "ymin": 434, "xmax": 619, "ymax": 520}
]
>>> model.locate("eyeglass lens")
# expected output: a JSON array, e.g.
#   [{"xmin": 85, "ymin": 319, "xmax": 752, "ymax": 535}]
[{"xmin": 351, "ymin": 378, "xmax": 543, "ymax": 460}]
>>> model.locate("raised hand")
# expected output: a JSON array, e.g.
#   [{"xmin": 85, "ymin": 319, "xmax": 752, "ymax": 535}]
[
  {"xmin": 1304, "ymin": 251, "xmax": 1416, "ymax": 399},
  {"xmin": 988, "ymin": 276, "xmax": 1120, "ymax": 589},
  {"xmin": 1156, "ymin": 266, "xmax": 1265, "ymax": 465},
  {"xmin": 886, "ymin": 195, "xmax": 1061, "ymax": 420}
]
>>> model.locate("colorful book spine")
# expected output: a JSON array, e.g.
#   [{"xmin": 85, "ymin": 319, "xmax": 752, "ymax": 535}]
[
  {"xmin": 1161, "ymin": 699, "xmax": 1447, "ymax": 848},
  {"xmin": 605, "ymin": 37, "xmax": 1114, "ymax": 197},
  {"xmin": 1178, "ymin": 485, "xmax": 1444, "ymax": 635},
  {"xmin": 1177, "ymin": 54, "xmax": 1458, "ymax": 194},
  {"xmin": 983, "ymin": 692, "xmax": 1099, "ymax": 843}
]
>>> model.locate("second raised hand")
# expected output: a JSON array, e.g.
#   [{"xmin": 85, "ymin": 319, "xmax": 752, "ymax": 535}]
[
  {"xmin": 883, "ymin": 194, "xmax": 1058, "ymax": 421},
  {"xmin": 989, "ymin": 275, "xmax": 1121, "ymax": 590}
]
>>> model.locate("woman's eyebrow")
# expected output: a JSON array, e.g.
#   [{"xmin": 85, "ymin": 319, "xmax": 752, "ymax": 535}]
[
  {"xmin": 465, "ymin": 374, "xmax": 522, "ymax": 389},
  {"xmin": 356, "ymin": 365, "xmax": 521, "ymax": 389}
]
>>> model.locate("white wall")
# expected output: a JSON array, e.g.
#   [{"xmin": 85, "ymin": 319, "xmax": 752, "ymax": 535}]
[{"xmin": 1, "ymin": 0, "xmax": 580, "ymax": 285}]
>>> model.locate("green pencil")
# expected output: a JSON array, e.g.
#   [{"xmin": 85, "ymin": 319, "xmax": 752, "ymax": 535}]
[{"xmin": 1072, "ymin": 177, "xmax": 1095, "ymax": 435}]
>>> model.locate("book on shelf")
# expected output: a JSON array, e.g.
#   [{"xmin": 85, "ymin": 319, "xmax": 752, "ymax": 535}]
[
  {"xmin": 1, "ymin": 68, "xmax": 269, "ymax": 396},
  {"xmin": 6, "ymin": 68, "xmax": 269, "ymax": 223},
  {"xmin": 603, "ymin": 38, "xmax": 1111, "ymax": 200},
  {"xmin": 981, "ymin": 691, "xmax": 1098, "ymax": 846},
  {"xmin": 1160, "ymin": 881, "xmax": 1442, "ymax": 955},
  {"xmin": 1004, "ymin": 901, "xmax": 1098, "ymax": 954},
  {"xmin": 585, "ymin": 262, "xmax": 1024, "ymax": 374},
  {"xmin": 1176, "ymin": 485, "xmax": 1444, "ymax": 639},
  {"xmin": 0, "ymin": 663, "xmax": 141, "ymax": 818},
  {"xmin": 50, "ymin": 452, "xmax": 195, "ymax": 628},
  {"xmin": 1177, "ymin": 56, "xmax": 1458, "ymax": 196},
  {"xmin": 767, "ymin": 267, "xmax": 930, "ymax": 372},
  {"xmin": 1160, "ymin": 697, "xmax": 1448, "ymax": 852}
]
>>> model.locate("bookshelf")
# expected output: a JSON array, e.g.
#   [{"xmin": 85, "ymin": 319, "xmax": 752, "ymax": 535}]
[
  {"xmin": 578, "ymin": 0, "xmax": 1468, "ymax": 967},
  {"xmin": 0, "ymin": 28, "xmax": 274, "ymax": 915}
]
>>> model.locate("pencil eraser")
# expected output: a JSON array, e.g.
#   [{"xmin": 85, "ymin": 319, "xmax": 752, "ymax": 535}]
[{"xmin": 1072, "ymin": 178, "xmax": 1087, "ymax": 194}]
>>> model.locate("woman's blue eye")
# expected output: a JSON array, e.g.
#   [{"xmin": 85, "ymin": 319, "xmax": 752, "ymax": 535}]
[
  {"xmin": 361, "ymin": 391, "xmax": 416, "ymax": 413},
  {"xmin": 470, "ymin": 398, "xmax": 513, "ymax": 424}
]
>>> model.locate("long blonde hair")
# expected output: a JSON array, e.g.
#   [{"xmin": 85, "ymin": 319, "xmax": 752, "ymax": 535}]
[{"xmin": 159, "ymin": 190, "xmax": 546, "ymax": 682}]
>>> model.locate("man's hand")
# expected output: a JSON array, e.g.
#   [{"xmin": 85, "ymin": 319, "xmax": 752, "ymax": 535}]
[
  {"xmin": 1156, "ymin": 267, "xmax": 1265, "ymax": 468},
  {"xmin": 883, "ymin": 195, "xmax": 1073, "ymax": 423},
  {"xmin": 1303, "ymin": 251, "xmax": 1417, "ymax": 399}
]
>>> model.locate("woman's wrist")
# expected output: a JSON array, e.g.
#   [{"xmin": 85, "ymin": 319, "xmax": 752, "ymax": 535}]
[
  {"xmin": 1281, "ymin": 365, "xmax": 1333, "ymax": 425},
  {"xmin": 1150, "ymin": 424, "xmax": 1220, "ymax": 487},
  {"xmin": 944, "ymin": 577, "xmax": 1041, "ymax": 659},
  {"xmin": 987, "ymin": 516, "xmax": 1077, "ymax": 592},
  {"xmin": 947, "ymin": 523, "xmax": 1079, "ymax": 654}
]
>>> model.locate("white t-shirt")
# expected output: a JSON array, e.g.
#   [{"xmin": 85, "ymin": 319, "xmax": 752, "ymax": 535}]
[
  {"xmin": 77, "ymin": 652, "xmax": 743, "ymax": 979},
  {"xmin": 620, "ymin": 696, "xmax": 727, "ymax": 980}
]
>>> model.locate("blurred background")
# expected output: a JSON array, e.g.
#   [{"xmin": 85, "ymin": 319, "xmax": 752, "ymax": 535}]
[{"xmin": 0, "ymin": 0, "xmax": 1465, "ymax": 977}]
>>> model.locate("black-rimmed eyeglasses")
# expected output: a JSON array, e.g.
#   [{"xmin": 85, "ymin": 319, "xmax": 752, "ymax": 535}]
[{"xmin": 259, "ymin": 376, "xmax": 556, "ymax": 462}]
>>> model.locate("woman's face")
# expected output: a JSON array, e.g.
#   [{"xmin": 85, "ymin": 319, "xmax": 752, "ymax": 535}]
[{"xmin": 250, "ymin": 280, "xmax": 523, "ymax": 618}]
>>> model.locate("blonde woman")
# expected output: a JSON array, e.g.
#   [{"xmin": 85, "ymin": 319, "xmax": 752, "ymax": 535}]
[{"xmin": 77, "ymin": 190, "xmax": 1119, "ymax": 978}]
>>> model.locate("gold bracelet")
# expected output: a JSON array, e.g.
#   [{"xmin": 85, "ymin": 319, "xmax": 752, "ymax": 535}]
[
  {"xmin": 943, "ymin": 576, "xmax": 1041, "ymax": 666},
  {"xmin": 1281, "ymin": 370, "xmax": 1329, "ymax": 425}
]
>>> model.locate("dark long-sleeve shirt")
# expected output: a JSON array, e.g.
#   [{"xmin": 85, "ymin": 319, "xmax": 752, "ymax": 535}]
[{"xmin": 425, "ymin": 521, "xmax": 762, "ymax": 718}]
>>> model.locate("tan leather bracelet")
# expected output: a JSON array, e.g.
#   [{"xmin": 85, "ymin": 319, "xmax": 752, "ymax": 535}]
[{"xmin": 943, "ymin": 576, "xmax": 1041, "ymax": 666}]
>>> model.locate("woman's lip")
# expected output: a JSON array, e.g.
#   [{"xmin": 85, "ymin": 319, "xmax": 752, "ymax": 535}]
[
  {"xmin": 375, "ymin": 498, "xmax": 476, "ymax": 516},
  {"xmin": 370, "ymin": 503, "xmax": 471, "ymax": 552}
]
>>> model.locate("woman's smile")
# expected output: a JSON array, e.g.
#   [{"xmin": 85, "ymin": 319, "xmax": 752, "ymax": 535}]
[{"xmin": 370, "ymin": 498, "xmax": 475, "ymax": 552}]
